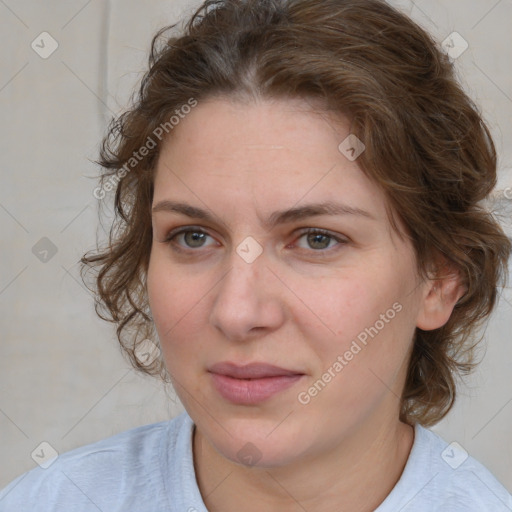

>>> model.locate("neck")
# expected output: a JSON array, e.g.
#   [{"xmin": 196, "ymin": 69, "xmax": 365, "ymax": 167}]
[{"xmin": 193, "ymin": 410, "xmax": 414, "ymax": 512}]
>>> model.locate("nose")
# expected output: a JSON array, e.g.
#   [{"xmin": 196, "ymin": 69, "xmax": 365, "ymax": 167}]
[{"xmin": 209, "ymin": 248, "xmax": 285, "ymax": 342}]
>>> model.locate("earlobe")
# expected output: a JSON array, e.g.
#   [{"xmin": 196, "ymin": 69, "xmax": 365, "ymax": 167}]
[{"xmin": 416, "ymin": 264, "xmax": 467, "ymax": 331}]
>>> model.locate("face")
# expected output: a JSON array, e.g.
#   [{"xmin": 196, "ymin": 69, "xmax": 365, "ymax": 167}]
[{"xmin": 147, "ymin": 97, "xmax": 428, "ymax": 468}]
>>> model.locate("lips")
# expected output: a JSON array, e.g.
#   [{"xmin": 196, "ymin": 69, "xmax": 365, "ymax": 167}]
[
  {"xmin": 208, "ymin": 361, "xmax": 303, "ymax": 379},
  {"xmin": 208, "ymin": 362, "xmax": 305, "ymax": 405}
]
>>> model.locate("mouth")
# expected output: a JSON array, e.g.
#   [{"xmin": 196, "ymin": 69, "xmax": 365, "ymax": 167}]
[{"xmin": 208, "ymin": 362, "xmax": 305, "ymax": 405}]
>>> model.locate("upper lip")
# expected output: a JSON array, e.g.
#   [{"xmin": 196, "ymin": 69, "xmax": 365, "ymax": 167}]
[{"xmin": 208, "ymin": 362, "xmax": 304, "ymax": 379}]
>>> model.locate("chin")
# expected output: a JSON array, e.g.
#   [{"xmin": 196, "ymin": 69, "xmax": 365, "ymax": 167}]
[
  {"xmin": 221, "ymin": 437, "xmax": 304, "ymax": 469},
  {"xmin": 204, "ymin": 416, "xmax": 311, "ymax": 469}
]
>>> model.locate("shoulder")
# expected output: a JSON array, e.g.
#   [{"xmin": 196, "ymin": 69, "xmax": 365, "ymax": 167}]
[
  {"xmin": 378, "ymin": 424, "xmax": 512, "ymax": 512},
  {"xmin": 0, "ymin": 413, "xmax": 191, "ymax": 512}
]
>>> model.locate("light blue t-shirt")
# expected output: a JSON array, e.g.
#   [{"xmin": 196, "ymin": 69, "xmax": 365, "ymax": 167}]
[{"xmin": 1, "ymin": 411, "xmax": 511, "ymax": 511}]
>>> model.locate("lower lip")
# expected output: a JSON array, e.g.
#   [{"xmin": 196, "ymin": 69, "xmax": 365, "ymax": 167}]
[{"xmin": 210, "ymin": 373, "xmax": 304, "ymax": 405}]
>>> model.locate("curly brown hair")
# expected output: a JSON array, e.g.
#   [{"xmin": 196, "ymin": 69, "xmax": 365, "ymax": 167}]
[{"xmin": 81, "ymin": 0, "xmax": 511, "ymax": 426}]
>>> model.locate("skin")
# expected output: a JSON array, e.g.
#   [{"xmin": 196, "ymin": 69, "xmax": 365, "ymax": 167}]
[{"xmin": 147, "ymin": 97, "xmax": 465, "ymax": 512}]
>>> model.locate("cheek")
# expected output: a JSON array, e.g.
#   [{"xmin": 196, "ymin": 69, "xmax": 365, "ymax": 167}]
[
  {"xmin": 300, "ymin": 270, "xmax": 396, "ymax": 346},
  {"xmin": 301, "ymin": 269, "xmax": 415, "ymax": 387},
  {"xmin": 147, "ymin": 252, "xmax": 196, "ymax": 348}
]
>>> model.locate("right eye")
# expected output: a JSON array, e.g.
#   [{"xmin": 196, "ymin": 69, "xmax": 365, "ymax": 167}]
[{"xmin": 163, "ymin": 227, "xmax": 218, "ymax": 251}]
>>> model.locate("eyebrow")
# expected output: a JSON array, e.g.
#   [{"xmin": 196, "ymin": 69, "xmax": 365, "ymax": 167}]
[{"xmin": 151, "ymin": 200, "xmax": 375, "ymax": 229}]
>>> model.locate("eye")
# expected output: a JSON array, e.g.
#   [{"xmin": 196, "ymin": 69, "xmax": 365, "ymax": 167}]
[
  {"xmin": 163, "ymin": 227, "xmax": 217, "ymax": 250},
  {"xmin": 294, "ymin": 229, "xmax": 346, "ymax": 251}
]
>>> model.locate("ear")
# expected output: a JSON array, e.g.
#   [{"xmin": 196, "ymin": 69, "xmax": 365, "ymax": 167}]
[{"xmin": 416, "ymin": 258, "xmax": 467, "ymax": 331}]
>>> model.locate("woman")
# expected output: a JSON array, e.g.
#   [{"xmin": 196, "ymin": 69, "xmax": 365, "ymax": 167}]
[{"xmin": 1, "ymin": 0, "xmax": 510, "ymax": 510}]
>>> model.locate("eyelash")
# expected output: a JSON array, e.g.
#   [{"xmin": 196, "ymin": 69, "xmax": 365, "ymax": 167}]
[{"xmin": 162, "ymin": 226, "xmax": 347, "ymax": 254}]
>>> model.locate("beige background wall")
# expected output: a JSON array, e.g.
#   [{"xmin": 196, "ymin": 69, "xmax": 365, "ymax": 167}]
[{"xmin": 1, "ymin": 0, "xmax": 511, "ymax": 492}]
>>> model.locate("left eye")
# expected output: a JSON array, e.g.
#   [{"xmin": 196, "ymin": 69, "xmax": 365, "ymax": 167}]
[{"xmin": 295, "ymin": 230, "xmax": 344, "ymax": 250}]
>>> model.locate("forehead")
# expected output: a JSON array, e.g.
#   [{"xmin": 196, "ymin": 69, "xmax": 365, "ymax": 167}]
[
  {"xmin": 152, "ymin": 96, "xmax": 392, "ymax": 229},
  {"xmin": 158, "ymin": 96, "xmax": 345, "ymax": 162}
]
